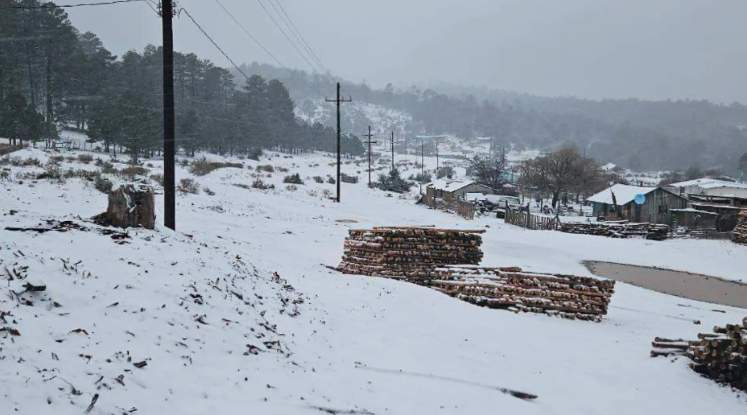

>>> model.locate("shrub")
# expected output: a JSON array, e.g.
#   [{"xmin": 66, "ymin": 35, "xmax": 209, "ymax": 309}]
[
  {"xmin": 413, "ymin": 172, "xmax": 432, "ymax": 184},
  {"xmin": 146, "ymin": 163, "xmax": 154, "ymax": 168},
  {"xmin": 327, "ymin": 176, "xmax": 336, "ymax": 184},
  {"xmin": 313, "ymin": 176, "xmax": 324, "ymax": 183},
  {"xmin": 251, "ymin": 179, "xmax": 275, "ymax": 190},
  {"xmin": 277, "ymin": 167, "xmax": 289, "ymax": 173},
  {"xmin": 101, "ymin": 162, "xmax": 118, "ymax": 174},
  {"xmin": 190, "ymin": 157, "xmax": 243, "ymax": 176},
  {"xmin": 94, "ymin": 176, "xmax": 113, "ymax": 193},
  {"xmin": 94, "ymin": 158, "xmax": 104, "ymax": 167},
  {"xmin": 375, "ymin": 169, "xmax": 412, "ymax": 193},
  {"xmin": 178, "ymin": 178, "xmax": 200, "ymax": 194},
  {"xmin": 285, "ymin": 184, "xmax": 298, "ymax": 191},
  {"xmin": 257, "ymin": 164, "xmax": 274, "ymax": 173},
  {"xmin": 0, "ymin": 145, "xmax": 22, "ymax": 157},
  {"xmin": 322, "ymin": 189, "xmax": 332, "ymax": 198},
  {"xmin": 120, "ymin": 166, "xmax": 149, "ymax": 180},
  {"xmin": 150, "ymin": 174, "xmax": 164, "ymax": 185},
  {"xmin": 340, "ymin": 173, "xmax": 358, "ymax": 184},
  {"xmin": 11, "ymin": 157, "xmax": 42, "ymax": 167},
  {"xmin": 203, "ymin": 187, "xmax": 215, "ymax": 196},
  {"xmin": 247, "ymin": 148, "xmax": 262, "ymax": 161},
  {"xmin": 283, "ymin": 173, "xmax": 304, "ymax": 184},
  {"xmin": 179, "ymin": 159, "xmax": 190, "ymax": 167},
  {"xmin": 437, "ymin": 166, "xmax": 454, "ymax": 179},
  {"xmin": 77, "ymin": 154, "xmax": 94, "ymax": 164}
]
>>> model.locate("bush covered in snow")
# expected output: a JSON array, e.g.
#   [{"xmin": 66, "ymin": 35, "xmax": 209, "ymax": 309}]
[
  {"xmin": 340, "ymin": 173, "xmax": 359, "ymax": 184},
  {"xmin": 178, "ymin": 178, "xmax": 200, "ymax": 194},
  {"xmin": 283, "ymin": 173, "xmax": 304, "ymax": 185},
  {"xmin": 190, "ymin": 158, "xmax": 243, "ymax": 176},
  {"xmin": 375, "ymin": 169, "xmax": 411, "ymax": 193}
]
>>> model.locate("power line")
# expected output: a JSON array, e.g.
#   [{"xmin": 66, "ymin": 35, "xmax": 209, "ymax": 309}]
[
  {"xmin": 211, "ymin": 0, "xmax": 326, "ymax": 97},
  {"xmin": 178, "ymin": 5, "xmax": 252, "ymax": 82},
  {"xmin": 0, "ymin": 0, "xmax": 143, "ymax": 9},
  {"xmin": 254, "ymin": 0, "xmax": 322, "ymax": 74},
  {"xmin": 266, "ymin": 0, "xmax": 327, "ymax": 73}
]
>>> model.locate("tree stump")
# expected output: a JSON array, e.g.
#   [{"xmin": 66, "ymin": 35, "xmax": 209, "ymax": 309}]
[{"xmin": 101, "ymin": 184, "xmax": 155, "ymax": 230}]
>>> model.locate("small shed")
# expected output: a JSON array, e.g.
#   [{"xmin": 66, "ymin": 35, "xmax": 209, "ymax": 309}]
[
  {"xmin": 588, "ymin": 184, "xmax": 688, "ymax": 224},
  {"xmin": 425, "ymin": 179, "xmax": 493, "ymax": 202}
]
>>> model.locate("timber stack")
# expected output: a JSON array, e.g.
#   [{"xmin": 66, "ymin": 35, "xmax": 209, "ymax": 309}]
[
  {"xmin": 560, "ymin": 221, "xmax": 670, "ymax": 241},
  {"xmin": 731, "ymin": 212, "xmax": 747, "ymax": 245},
  {"xmin": 651, "ymin": 317, "xmax": 747, "ymax": 393},
  {"xmin": 430, "ymin": 265, "xmax": 615, "ymax": 321},
  {"xmin": 337, "ymin": 227, "xmax": 484, "ymax": 279}
]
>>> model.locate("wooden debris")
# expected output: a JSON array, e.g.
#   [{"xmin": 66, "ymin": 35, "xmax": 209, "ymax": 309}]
[
  {"xmin": 651, "ymin": 318, "xmax": 747, "ymax": 393},
  {"xmin": 337, "ymin": 227, "xmax": 484, "ymax": 278},
  {"xmin": 731, "ymin": 214, "xmax": 747, "ymax": 245},
  {"xmin": 560, "ymin": 221, "xmax": 670, "ymax": 241},
  {"xmin": 429, "ymin": 266, "xmax": 615, "ymax": 321}
]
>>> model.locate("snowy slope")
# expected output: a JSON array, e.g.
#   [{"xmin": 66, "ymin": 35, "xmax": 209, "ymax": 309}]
[
  {"xmin": 1, "ymin": 147, "xmax": 747, "ymax": 414},
  {"xmin": 296, "ymin": 100, "xmax": 414, "ymax": 137}
]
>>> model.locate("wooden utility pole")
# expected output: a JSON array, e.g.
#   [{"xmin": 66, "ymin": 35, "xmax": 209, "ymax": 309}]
[
  {"xmin": 362, "ymin": 126, "xmax": 376, "ymax": 186},
  {"xmin": 390, "ymin": 131, "xmax": 395, "ymax": 172},
  {"xmin": 421, "ymin": 137, "xmax": 425, "ymax": 177},
  {"xmin": 325, "ymin": 82, "xmax": 351, "ymax": 202},
  {"xmin": 436, "ymin": 141, "xmax": 439, "ymax": 173},
  {"xmin": 161, "ymin": 0, "xmax": 176, "ymax": 230}
]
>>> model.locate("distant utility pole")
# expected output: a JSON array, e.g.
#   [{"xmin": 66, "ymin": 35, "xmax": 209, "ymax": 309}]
[
  {"xmin": 325, "ymin": 82, "xmax": 351, "ymax": 202},
  {"xmin": 363, "ymin": 126, "xmax": 377, "ymax": 186},
  {"xmin": 390, "ymin": 131, "xmax": 395, "ymax": 172},
  {"xmin": 421, "ymin": 137, "xmax": 425, "ymax": 177},
  {"xmin": 436, "ymin": 141, "xmax": 439, "ymax": 173},
  {"xmin": 160, "ymin": 0, "xmax": 176, "ymax": 230}
]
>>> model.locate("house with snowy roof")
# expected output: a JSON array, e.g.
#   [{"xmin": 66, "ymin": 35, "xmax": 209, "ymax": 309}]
[
  {"xmin": 587, "ymin": 184, "xmax": 687, "ymax": 224},
  {"xmin": 424, "ymin": 179, "xmax": 493, "ymax": 203},
  {"xmin": 600, "ymin": 163, "xmax": 626, "ymax": 175}
]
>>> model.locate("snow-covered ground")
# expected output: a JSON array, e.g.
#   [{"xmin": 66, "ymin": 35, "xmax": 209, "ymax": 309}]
[{"xmin": 1, "ymin": 147, "xmax": 746, "ymax": 414}]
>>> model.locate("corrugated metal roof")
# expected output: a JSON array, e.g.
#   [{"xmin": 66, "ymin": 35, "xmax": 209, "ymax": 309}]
[{"xmin": 587, "ymin": 184, "xmax": 658, "ymax": 205}]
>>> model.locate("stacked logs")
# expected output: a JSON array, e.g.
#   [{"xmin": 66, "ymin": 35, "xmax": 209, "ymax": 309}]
[
  {"xmin": 429, "ymin": 266, "xmax": 615, "ymax": 321},
  {"xmin": 651, "ymin": 318, "xmax": 747, "ymax": 392},
  {"xmin": 337, "ymin": 227, "xmax": 484, "ymax": 279},
  {"xmin": 731, "ymin": 213, "xmax": 747, "ymax": 245},
  {"xmin": 560, "ymin": 221, "xmax": 670, "ymax": 241}
]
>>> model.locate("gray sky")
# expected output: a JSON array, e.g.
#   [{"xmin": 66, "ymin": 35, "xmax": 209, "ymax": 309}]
[{"xmin": 67, "ymin": 0, "xmax": 747, "ymax": 103}]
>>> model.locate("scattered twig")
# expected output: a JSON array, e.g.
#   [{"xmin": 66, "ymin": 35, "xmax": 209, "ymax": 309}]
[{"xmin": 85, "ymin": 394, "xmax": 99, "ymax": 414}]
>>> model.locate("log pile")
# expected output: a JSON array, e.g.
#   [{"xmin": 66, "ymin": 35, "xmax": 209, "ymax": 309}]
[
  {"xmin": 651, "ymin": 317, "xmax": 747, "ymax": 393},
  {"xmin": 429, "ymin": 266, "xmax": 615, "ymax": 321},
  {"xmin": 731, "ymin": 213, "xmax": 747, "ymax": 245},
  {"xmin": 560, "ymin": 221, "xmax": 670, "ymax": 241},
  {"xmin": 337, "ymin": 227, "xmax": 484, "ymax": 279}
]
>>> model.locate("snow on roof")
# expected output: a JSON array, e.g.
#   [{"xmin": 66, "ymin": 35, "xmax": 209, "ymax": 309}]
[
  {"xmin": 426, "ymin": 179, "xmax": 476, "ymax": 192},
  {"xmin": 668, "ymin": 178, "xmax": 744, "ymax": 189},
  {"xmin": 601, "ymin": 163, "xmax": 618, "ymax": 171},
  {"xmin": 670, "ymin": 208, "xmax": 718, "ymax": 215},
  {"xmin": 587, "ymin": 184, "xmax": 658, "ymax": 205},
  {"xmin": 464, "ymin": 192, "xmax": 487, "ymax": 202}
]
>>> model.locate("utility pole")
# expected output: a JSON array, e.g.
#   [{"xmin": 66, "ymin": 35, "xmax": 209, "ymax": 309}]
[
  {"xmin": 161, "ymin": 0, "xmax": 176, "ymax": 230},
  {"xmin": 325, "ymin": 82, "xmax": 351, "ymax": 202},
  {"xmin": 362, "ymin": 126, "xmax": 376, "ymax": 186},
  {"xmin": 421, "ymin": 137, "xmax": 425, "ymax": 177},
  {"xmin": 436, "ymin": 141, "xmax": 439, "ymax": 173},
  {"xmin": 390, "ymin": 131, "xmax": 395, "ymax": 172}
]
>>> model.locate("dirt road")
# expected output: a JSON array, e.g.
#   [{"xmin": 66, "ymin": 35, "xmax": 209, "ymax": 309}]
[{"xmin": 585, "ymin": 261, "xmax": 747, "ymax": 309}]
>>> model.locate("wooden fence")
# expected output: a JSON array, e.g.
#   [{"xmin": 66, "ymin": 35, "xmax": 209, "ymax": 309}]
[{"xmin": 505, "ymin": 207, "xmax": 559, "ymax": 230}]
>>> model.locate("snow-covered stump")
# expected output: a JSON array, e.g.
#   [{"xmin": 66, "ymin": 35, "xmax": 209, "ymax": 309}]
[{"xmin": 101, "ymin": 184, "xmax": 155, "ymax": 230}]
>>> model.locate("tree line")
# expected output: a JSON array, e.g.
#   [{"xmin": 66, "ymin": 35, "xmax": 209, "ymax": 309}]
[
  {"xmin": 0, "ymin": 0, "xmax": 364, "ymax": 161},
  {"xmin": 237, "ymin": 62, "xmax": 747, "ymax": 176}
]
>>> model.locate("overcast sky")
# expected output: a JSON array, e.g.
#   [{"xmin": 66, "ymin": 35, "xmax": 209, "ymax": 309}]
[{"xmin": 66, "ymin": 0, "xmax": 747, "ymax": 104}]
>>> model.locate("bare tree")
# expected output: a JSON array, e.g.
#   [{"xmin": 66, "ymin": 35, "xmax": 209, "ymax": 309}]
[
  {"xmin": 519, "ymin": 147, "xmax": 602, "ymax": 207},
  {"xmin": 468, "ymin": 151, "xmax": 508, "ymax": 190}
]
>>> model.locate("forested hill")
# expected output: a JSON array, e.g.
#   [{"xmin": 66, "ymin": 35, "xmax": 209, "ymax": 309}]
[
  {"xmin": 0, "ymin": 1, "xmax": 364, "ymax": 159},
  {"xmin": 236, "ymin": 63, "xmax": 747, "ymax": 174}
]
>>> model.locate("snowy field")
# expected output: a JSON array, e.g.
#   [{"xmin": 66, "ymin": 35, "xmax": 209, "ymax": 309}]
[{"xmin": 1, "ymin": 147, "xmax": 746, "ymax": 414}]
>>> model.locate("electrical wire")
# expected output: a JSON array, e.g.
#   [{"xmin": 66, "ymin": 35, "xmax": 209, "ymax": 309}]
[
  {"xmin": 267, "ymin": 0, "xmax": 327, "ymax": 73},
  {"xmin": 0, "ymin": 0, "xmax": 143, "ymax": 9},
  {"xmin": 210, "ymin": 0, "xmax": 327, "ymax": 97},
  {"xmin": 178, "ymin": 5, "xmax": 252, "ymax": 82},
  {"xmin": 254, "ymin": 0, "xmax": 322, "ymax": 75}
]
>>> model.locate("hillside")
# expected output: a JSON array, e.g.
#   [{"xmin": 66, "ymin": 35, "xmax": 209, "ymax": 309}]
[{"xmin": 2, "ymin": 145, "xmax": 747, "ymax": 414}]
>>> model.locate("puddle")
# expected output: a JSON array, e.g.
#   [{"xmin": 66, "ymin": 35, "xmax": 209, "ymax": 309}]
[{"xmin": 585, "ymin": 261, "xmax": 747, "ymax": 309}]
